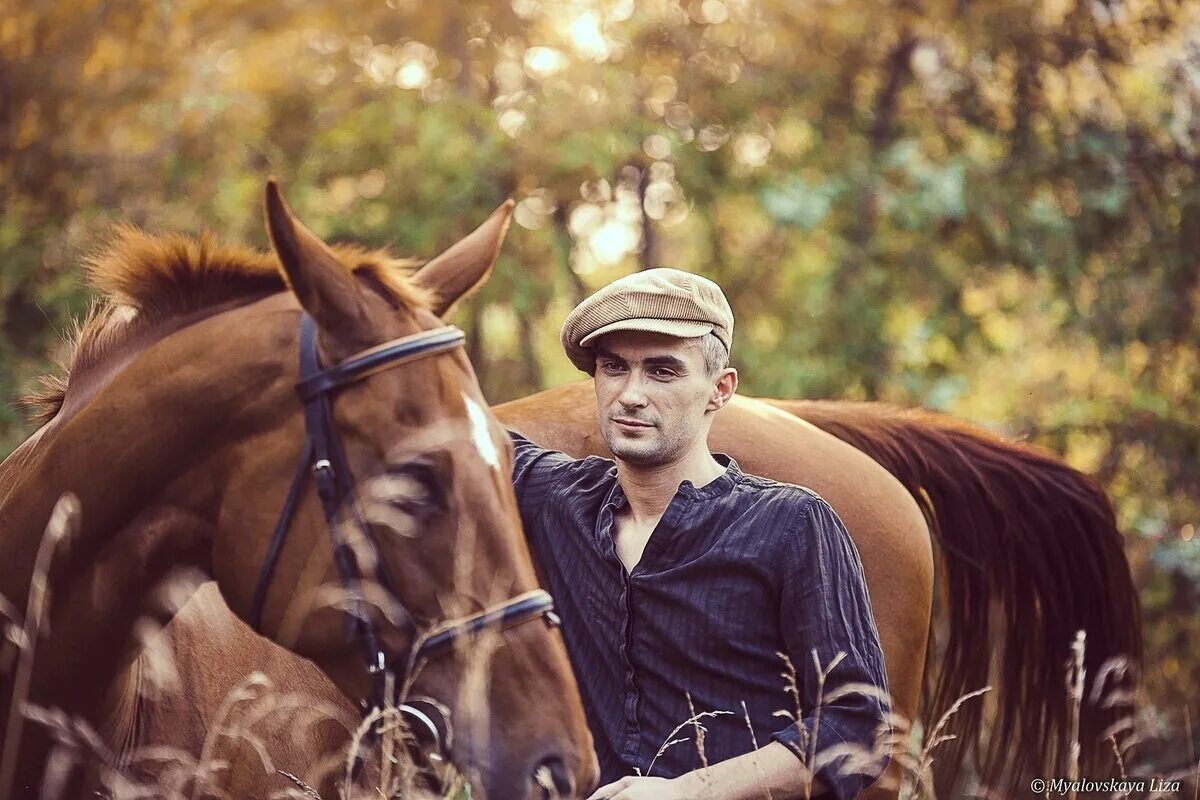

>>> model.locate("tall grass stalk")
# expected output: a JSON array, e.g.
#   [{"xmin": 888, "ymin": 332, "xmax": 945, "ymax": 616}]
[
  {"xmin": 804, "ymin": 650, "xmax": 846, "ymax": 800},
  {"xmin": 1065, "ymin": 630, "xmax": 1086, "ymax": 797},
  {"xmin": 0, "ymin": 492, "xmax": 80, "ymax": 799},
  {"xmin": 1186, "ymin": 706, "xmax": 1198, "ymax": 800},
  {"xmin": 740, "ymin": 699, "xmax": 774, "ymax": 800},
  {"xmin": 910, "ymin": 686, "xmax": 991, "ymax": 799}
]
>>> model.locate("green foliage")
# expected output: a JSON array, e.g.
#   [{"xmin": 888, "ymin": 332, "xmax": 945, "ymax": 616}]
[{"xmin": 2, "ymin": 0, "xmax": 1197, "ymax": 765}]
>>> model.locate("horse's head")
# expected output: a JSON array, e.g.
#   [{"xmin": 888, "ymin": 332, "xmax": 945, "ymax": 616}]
[{"xmin": 203, "ymin": 182, "xmax": 594, "ymax": 798}]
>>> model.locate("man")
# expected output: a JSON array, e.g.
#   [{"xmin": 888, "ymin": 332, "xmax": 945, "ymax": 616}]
[{"xmin": 507, "ymin": 269, "xmax": 891, "ymax": 800}]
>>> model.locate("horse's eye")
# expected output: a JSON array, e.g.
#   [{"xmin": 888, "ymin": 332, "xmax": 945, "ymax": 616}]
[
  {"xmin": 388, "ymin": 460, "xmax": 446, "ymax": 509},
  {"xmin": 361, "ymin": 460, "xmax": 445, "ymax": 534}
]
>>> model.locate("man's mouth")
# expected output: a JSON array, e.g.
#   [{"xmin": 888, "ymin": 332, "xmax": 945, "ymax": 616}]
[{"xmin": 612, "ymin": 417, "xmax": 654, "ymax": 429}]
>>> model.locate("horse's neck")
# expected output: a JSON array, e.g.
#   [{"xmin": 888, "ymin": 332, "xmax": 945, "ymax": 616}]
[
  {"xmin": 0, "ymin": 322, "xmax": 277, "ymax": 749},
  {"xmin": 0, "ymin": 404, "xmax": 219, "ymax": 625}
]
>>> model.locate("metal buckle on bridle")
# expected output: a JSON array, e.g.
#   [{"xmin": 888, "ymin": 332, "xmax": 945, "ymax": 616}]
[
  {"xmin": 400, "ymin": 697, "xmax": 452, "ymax": 762},
  {"xmin": 248, "ymin": 312, "xmax": 562, "ymax": 770}
]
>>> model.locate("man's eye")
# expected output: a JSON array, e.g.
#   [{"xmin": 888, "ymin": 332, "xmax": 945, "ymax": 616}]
[
  {"xmin": 600, "ymin": 362, "xmax": 625, "ymax": 374},
  {"xmin": 651, "ymin": 369, "xmax": 676, "ymax": 379}
]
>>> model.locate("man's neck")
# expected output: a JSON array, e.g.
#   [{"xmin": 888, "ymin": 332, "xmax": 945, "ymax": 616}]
[{"xmin": 615, "ymin": 442, "xmax": 727, "ymax": 523}]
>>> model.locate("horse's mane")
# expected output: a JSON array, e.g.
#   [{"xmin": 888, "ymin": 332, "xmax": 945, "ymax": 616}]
[{"xmin": 23, "ymin": 224, "xmax": 431, "ymax": 425}]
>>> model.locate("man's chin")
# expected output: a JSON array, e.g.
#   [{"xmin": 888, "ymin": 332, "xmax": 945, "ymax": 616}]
[{"xmin": 606, "ymin": 439, "xmax": 665, "ymax": 465}]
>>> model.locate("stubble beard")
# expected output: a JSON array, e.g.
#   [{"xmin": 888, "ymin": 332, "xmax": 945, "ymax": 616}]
[{"xmin": 602, "ymin": 420, "xmax": 684, "ymax": 466}]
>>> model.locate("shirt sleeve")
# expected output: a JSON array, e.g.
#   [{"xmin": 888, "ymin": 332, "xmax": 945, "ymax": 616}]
[
  {"xmin": 507, "ymin": 428, "xmax": 577, "ymax": 521},
  {"xmin": 770, "ymin": 496, "xmax": 892, "ymax": 800}
]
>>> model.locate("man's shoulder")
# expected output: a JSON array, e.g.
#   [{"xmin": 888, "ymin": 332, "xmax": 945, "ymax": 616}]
[
  {"xmin": 567, "ymin": 453, "xmax": 619, "ymax": 480},
  {"xmin": 732, "ymin": 467, "xmax": 827, "ymax": 512},
  {"xmin": 720, "ymin": 471, "xmax": 855, "ymax": 577}
]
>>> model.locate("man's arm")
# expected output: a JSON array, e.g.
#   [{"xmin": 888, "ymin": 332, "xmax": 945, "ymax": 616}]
[
  {"xmin": 769, "ymin": 495, "xmax": 893, "ymax": 799},
  {"xmin": 507, "ymin": 428, "xmax": 576, "ymax": 520}
]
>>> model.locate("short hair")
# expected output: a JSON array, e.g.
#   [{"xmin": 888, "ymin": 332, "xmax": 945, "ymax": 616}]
[{"xmin": 700, "ymin": 332, "xmax": 730, "ymax": 376}]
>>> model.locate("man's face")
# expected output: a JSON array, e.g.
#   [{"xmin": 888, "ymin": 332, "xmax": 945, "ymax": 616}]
[{"xmin": 593, "ymin": 330, "xmax": 724, "ymax": 466}]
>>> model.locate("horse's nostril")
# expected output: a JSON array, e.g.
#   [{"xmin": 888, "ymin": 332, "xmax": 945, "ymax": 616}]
[{"xmin": 531, "ymin": 755, "xmax": 574, "ymax": 798}]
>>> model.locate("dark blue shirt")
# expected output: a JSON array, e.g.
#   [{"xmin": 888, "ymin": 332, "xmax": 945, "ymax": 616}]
[{"xmin": 509, "ymin": 431, "xmax": 891, "ymax": 800}]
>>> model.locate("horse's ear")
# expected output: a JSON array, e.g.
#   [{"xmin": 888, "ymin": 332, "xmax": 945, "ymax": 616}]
[
  {"xmin": 264, "ymin": 179, "xmax": 368, "ymax": 337},
  {"xmin": 411, "ymin": 199, "xmax": 515, "ymax": 318}
]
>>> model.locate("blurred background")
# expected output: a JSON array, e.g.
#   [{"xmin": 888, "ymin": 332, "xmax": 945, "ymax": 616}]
[{"xmin": 1, "ymin": 0, "xmax": 1197, "ymax": 778}]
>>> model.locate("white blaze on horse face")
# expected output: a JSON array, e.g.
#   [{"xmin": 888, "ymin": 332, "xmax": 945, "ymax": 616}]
[{"xmin": 462, "ymin": 392, "xmax": 500, "ymax": 472}]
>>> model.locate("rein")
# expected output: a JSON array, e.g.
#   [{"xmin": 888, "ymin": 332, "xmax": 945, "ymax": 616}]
[{"xmin": 249, "ymin": 312, "xmax": 558, "ymax": 763}]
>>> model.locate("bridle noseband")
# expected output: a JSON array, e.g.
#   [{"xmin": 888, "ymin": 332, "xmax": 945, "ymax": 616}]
[{"xmin": 249, "ymin": 312, "xmax": 558, "ymax": 763}]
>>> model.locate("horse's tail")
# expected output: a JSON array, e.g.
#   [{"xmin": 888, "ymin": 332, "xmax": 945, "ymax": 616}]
[{"xmin": 763, "ymin": 399, "xmax": 1142, "ymax": 796}]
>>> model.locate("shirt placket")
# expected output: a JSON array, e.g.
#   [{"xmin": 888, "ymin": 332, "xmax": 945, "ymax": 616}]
[
  {"xmin": 601, "ymin": 490, "xmax": 694, "ymax": 769},
  {"xmin": 596, "ymin": 497, "xmax": 643, "ymax": 763},
  {"xmin": 618, "ymin": 563, "xmax": 640, "ymax": 763}
]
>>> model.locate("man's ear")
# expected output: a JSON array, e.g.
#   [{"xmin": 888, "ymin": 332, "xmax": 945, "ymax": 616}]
[
  {"xmin": 410, "ymin": 200, "xmax": 515, "ymax": 318},
  {"xmin": 264, "ymin": 179, "xmax": 370, "ymax": 340},
  {"xmin": 709, "ymin": 368, "xmax": 738, "ymax": 411}
]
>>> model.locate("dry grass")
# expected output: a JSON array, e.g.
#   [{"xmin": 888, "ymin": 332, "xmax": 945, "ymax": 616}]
[
  {"xmin": 5, "ymin": 635, "xmax": 1197, "ymax": 800},
  {"xmin": 1, "ymin": 495, "xmax": 1197, "ymax": 799},
  {"xmin": 1, "ymin": 493, "xmax": 80, "ymax": 799}
]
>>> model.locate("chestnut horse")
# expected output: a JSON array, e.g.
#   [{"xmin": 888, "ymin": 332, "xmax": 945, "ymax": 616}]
[
  {"xmin": 0, "ymin": 184, "xmax": 596, "ymax": 799},
  {"xmin": 10, "ymin": 190, "xmax": 1140, "ymax": 798}
]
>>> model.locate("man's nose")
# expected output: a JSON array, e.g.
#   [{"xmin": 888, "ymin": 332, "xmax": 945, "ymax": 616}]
[{"xmin": 617, "ymin": 375, "xmax": 649, "ymax": 408}]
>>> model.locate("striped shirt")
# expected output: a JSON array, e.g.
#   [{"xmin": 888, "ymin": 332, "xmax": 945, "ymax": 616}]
[{"xmin": 509, "ymin": 431, "xmax": 891, "ymax": 800}]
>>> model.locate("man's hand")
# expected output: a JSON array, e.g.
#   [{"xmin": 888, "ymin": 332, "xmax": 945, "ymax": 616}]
[
  {"xmin": 584, "ymin": 775, "xmax": 689, "ymax": 800},
  {"xmin": 582, "ymin": 743, "xmax": 834, "ymax": 800}
]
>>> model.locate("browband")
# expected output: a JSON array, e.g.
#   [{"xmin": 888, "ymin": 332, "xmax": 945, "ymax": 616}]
[{"xmin": 297, "ymin": 326, "xmax": 466, "ymax": 402}]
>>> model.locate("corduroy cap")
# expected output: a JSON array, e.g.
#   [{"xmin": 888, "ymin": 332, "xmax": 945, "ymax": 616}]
[{"xmin": 560, "ymin": 268, "xmax": 734, "ymax": 374}]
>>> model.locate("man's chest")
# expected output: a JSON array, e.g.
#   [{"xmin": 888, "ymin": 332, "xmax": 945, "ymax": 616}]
[
  {"xmin": 584, "ymin": 542, "xmax": 788, "ymax": 685},
  {"xmin": 532, "ymin": 495, "xmax": 789, "ymax": 675},
  {"xmin": 612, "ymin": 513, "xmax": 661, "ymax": 573}
]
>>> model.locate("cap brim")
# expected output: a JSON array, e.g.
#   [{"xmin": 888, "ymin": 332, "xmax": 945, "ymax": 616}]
[{"xmin": 579, "ymin": 318, "xmax": 714, "ymax": 347}]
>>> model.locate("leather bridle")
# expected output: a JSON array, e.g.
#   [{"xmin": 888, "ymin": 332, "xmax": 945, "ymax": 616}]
[{"xmin": 249, "ymin": 312, "xmax": 559, "ymax": 763}]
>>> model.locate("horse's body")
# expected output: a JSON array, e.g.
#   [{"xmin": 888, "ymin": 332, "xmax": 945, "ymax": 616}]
[
  {"xmin": 104, "ymin": 381, "xmax": 1140, "ymax": 798},
  {"xmin": 507, "ymin": 385, "xmax": 1143, "ymax": 795}
]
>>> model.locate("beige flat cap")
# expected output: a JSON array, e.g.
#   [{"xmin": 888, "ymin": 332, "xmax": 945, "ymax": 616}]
[{"xmin": 560, "ymin": 268, "xmax": 734, "ymax": 374}]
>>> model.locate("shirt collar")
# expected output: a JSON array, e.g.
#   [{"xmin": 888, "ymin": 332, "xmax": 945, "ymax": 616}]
[
  {"xmin": 605, "ymin": 453, "xmax": 741, "ymax": 510},
  {"xmin": 678, "ymin": 453, "xmax": 741, "ymax": 500}
]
